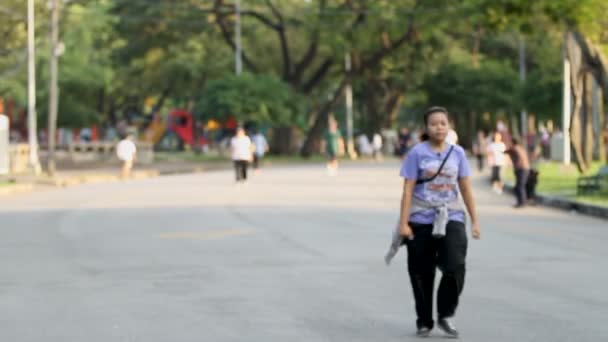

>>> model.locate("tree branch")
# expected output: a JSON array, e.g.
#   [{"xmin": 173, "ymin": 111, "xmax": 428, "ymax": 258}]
[
  {"xmin": 358, "ymin": 16, "xmax": 416, "ymax": 72},
  {"xmin": 293, "ymin": 0, "xmax": 327, "ymax": 84},
  {"xmin": 263, "ymin": 0, "xmax": 291, "ymax": 80},
  {"xmin": 215, "ymin": 1, "xmax": 294, "ymax": 78},
  {"xmin": 293, "ymin": 31, "xmax": 319, "ymax": 84},
  {"xmin": 300, "ymin": 77, "xmax": 349, "ymax": 157},
  {"xmin": 265, "ymin": 0, "xmax": 283, "ymax": 22},
  {"xmin": 213, "ymin": 1, "xmax": 259, "ymax": 72},
  {"xmin": 277, "ymin": 27, "xmax": 291, "ymax": 80},
  {"xmin": 299, "ymin": 1, "xmax": 362, "ymax": 92},
  {"xmin": 241, "ymin": 10, "xmax": 281, "ymax": 30},
  {"xmin": 302, "ymin": 57, "xmax": 335, "ymax": 94}
]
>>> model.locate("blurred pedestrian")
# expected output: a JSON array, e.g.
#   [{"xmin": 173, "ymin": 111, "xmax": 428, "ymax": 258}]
[
  {"xmin": 445, "ymin": 128, "xmax": 458, "ymax": 145},
  {"xmin": 356, "ymin": 133, "xmax": 373, "ymax": 158},
  {"xmin": 324, "ymin": 118, "xmax": 342, "ymax": 175},
  {"xmin": 472, "ymin": 130, "xmax": 486, "ymax": 172},
  {"xmin": 505, "ymin": 138, "xmax": 530, "ymax": 208},
  {"xmin": 394, "ymin": 106, "xmax": 480, "ymax": 338},
  {"xmin": 397, "ymin": 127, "xmax": 412, "ymax": 158},
  {"xmin": 231, "ymin": 127, "xmax": 253, "ymax": 183},
  {"xmin": 372, "ymin": 132, "xmax": 383, "ymax": 161},
  {"xmin": 487, "ymin": 132, "xmax": 506, "ymax": 194},
  {"xmin": 116, "ymin": 134, "xmax": 137, "ymax": 179},
  {"xmin": 251, "ymin": 130, "xmax": 269, "ymax": 173},
  {"xmin": 496, "ymin": 119, "xmax": 512, "ymax": 147}
]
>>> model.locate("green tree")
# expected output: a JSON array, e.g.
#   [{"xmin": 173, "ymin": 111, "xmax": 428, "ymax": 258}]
[
  {"xmin": 424, "ymin": 60, "xmax": 521, "ymax": 140},
  {"xmin": 195, "ymin": 72, "xmax": 302, "ymax": 126}
]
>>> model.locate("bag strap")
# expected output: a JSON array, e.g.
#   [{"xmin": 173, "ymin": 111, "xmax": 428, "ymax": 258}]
[{"xmin": 416, "ymin": 145, "xmax": 455, "ymax": 185}]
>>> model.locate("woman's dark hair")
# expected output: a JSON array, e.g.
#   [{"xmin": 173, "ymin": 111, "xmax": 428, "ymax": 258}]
[{"xmin": 420, "ymin": 106, "xmax": 449, "ymax": 141}]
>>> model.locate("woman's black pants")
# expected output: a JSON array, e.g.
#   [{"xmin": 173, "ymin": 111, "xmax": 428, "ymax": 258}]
[
  {"xmin": 406, "ymin": 221, "xmax": 468, "ymax": 329},
  {"xmin": 234, "ymin": 160, "xmax": 249, "ymax": 181}
]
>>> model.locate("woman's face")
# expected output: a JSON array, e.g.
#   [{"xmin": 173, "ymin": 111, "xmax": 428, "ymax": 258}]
[
  {"xmin": 494, "ymin": 132, "xmax": 502, "ymax": 142},
  {"xmin": 426, "ymin": 112, "xmax": 449, "ymax": 141}
]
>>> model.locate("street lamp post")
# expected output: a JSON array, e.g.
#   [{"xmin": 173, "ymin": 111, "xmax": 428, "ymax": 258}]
[
  {"xmin": 47, "ymin": 0, "xmax": 60, "ymax": 175},
  {"xmin": 344, "ymin": 52, "xmax": 355, "ymax": 159},
  {"xmin": 519, "ymin": 35, "xmax": 528, "ymax": 140},
  {"xmin": 562, "ymin": 33, "xmax": 572, "ymax": 165},
  {"xmin": 27, "ymin": 0, "xmax": 41, "ymax": 174}
]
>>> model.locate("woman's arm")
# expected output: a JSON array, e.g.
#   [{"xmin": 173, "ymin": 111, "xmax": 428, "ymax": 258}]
[
  {"xmin": 399, "ymin": 179, "xmax": 417, "ymax": 237},
  {"xmin": 458, "ymin": 177, "xmax": 481, "ymax": 239}
]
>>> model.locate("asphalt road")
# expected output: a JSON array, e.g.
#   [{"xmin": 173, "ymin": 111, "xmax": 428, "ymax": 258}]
[{"xmin": 1, "ymin": 162, "xmax": 607, "ymax": 341}]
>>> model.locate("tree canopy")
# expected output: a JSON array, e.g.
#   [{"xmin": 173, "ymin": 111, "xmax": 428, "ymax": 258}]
[{"xmin": 0, "ymin": 0, "xmax": 606, "ymax": 149}]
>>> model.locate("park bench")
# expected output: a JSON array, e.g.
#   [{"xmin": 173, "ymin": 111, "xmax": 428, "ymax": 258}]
[{"xmin": 577, "ymin": 165, "xmax": 608, "ymax": 195}]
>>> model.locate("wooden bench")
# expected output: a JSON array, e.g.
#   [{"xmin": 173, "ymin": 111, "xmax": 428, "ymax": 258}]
[{"xmin": 577, "ymin": 166, "xmax": 608, "ymax": 195}]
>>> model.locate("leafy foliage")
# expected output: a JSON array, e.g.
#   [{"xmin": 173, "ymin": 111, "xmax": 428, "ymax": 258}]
[
  {"xmin": 0, "ymin": 0, "xmax": 606, "ymax": 138},
  {"xmin": 195, "ymin": 72, "xmax": 302, "ymax": 125}
]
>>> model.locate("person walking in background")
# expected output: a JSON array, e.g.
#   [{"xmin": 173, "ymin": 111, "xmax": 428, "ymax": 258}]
[
  {"xmin": 472, "ymin": 130, "xmax": 486, "ymax": 172},
  {"xmin": 397, "ymin": 127, "xmax": 412, "ymax": 158},
  {"xmin": 505, "ymin": 138, "xmax": 530, "ymax": 208},
  {"xmin": 356, "ymin": 133, "xmax": 373, "ymax": 158},
  {"xmin": 324, "ymin": 118, "xmax": 342, "ymax": 175},
  {"xmin": 116, "ymin": 134, "xmax": 137, "ymax": 179},
  {"xmin": 445, "ymin": 127, "xmax": 459, "ymax": 145},
  {"xmin": 397, "ymin": 106, "xmax": 480, "ymax": 338},
  {"xmin": 487, "ymin": 132, "xmax": 506, "ymax": 194},
  {"xmin": 251, "ymin": 130, "xmax": 269, "ymax": 173},
  {"xmin": 496, "ymin": 119, "xmax": 512, "ymax": 147},
  {"xmin": 372, "ymin": 132, "xmax": 383, "ymax": 161},
  {"xmin": 231, "ymin": 127, "xmax": 253, "ymax": 183}
]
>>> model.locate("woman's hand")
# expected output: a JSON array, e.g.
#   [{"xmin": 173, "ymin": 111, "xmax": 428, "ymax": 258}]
[
  {"xmin": 399, "ymin": 222, "xmax": 414, "ymax": 239},
  {"xmin": 471, "ymin": 222, "xmax": 481, "ymax": 240}
]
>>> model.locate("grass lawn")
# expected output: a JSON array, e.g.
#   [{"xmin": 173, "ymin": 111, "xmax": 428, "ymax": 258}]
[
  {"xmin": 505, "ymin": 161, "xmax": 608, "ymax": 207},
  {"xmin": 0, "ymin": 178, "xmax": 16, "ymax": 187}
]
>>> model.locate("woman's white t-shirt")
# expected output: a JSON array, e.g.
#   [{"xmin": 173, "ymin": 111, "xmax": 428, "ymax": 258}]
[
  {"xmin": 116, "ymin": 139, "xmax": 137, "ymax": 162},
  {"xmin": 231, "ymin": 136, "xmax": 252, "ymax": 161},
  {"xmin": 489, "ymin": 142, "xmax": 506, "ymax": 166}
]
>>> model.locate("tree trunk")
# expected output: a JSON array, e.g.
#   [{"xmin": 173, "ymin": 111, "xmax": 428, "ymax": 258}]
[
  {"xmin": 598, "ymin": 86, "xmax": 606, "ymax": 163},
  {"xmin": 584, "ymin": 73, "xmax": 594, "ymax": 164},
  {"xmin": 364, "ymin": 82, "xmax": 381, "ymax": 136},
  {"xmin": 382, "ymin": 91, "xmax": 402, "ymax": 129},
  {"xmin": 300, "ymin": 79, "xmax": 348, "ymax": 157},
  {"xmin": 570, "ymin": 85, "xmax": 589, "ymax": 173},
  {"xmin": 465, "ymin": 111, "xmax": 476, "ymax": 148}
]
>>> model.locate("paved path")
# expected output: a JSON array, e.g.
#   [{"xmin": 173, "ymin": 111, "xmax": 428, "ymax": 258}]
[{"xmin": 1, "ymin": 162, "xmax": 606, "ymax": 341}]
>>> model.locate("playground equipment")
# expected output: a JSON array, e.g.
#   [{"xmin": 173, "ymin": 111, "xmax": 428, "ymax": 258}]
[{"xmin": 143, "ymin": 110, "xmax": 198, "ymax": 151}]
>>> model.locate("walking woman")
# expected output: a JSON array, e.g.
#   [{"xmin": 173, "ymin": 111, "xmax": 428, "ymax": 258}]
[
  {"xmin": 231, "ymin": 127, "xmax": 253, "ymax": 183},
  {"xmin": 398, "ymin": 106, "xmax": 481, "ymax": 338}
]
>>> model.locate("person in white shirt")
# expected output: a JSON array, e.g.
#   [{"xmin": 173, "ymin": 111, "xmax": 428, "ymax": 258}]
[
  {"xmin": 116, "ymin": 134, "xmax": 137, "ymax": 179},
  {"xmin": 372, "ymin": 133, "xmax": 383, "ymax": 161},
  {"xmin": 487, "ymin": 132, "xmax": 507, "ymax": 194},
  {"xmin": 445, "ymin": 128, "xmax": 458, "ymax": 145},
  {"xmin": 356, "ymin": 134, "xmax": 373, "ymax": 157},
  {"xmin": 251, "ymin": 131, "xmax": 269, "ymax": 172},
  {"xmin": 231, "ymin": 127, "xmax": 253, "ymax": 182}
]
